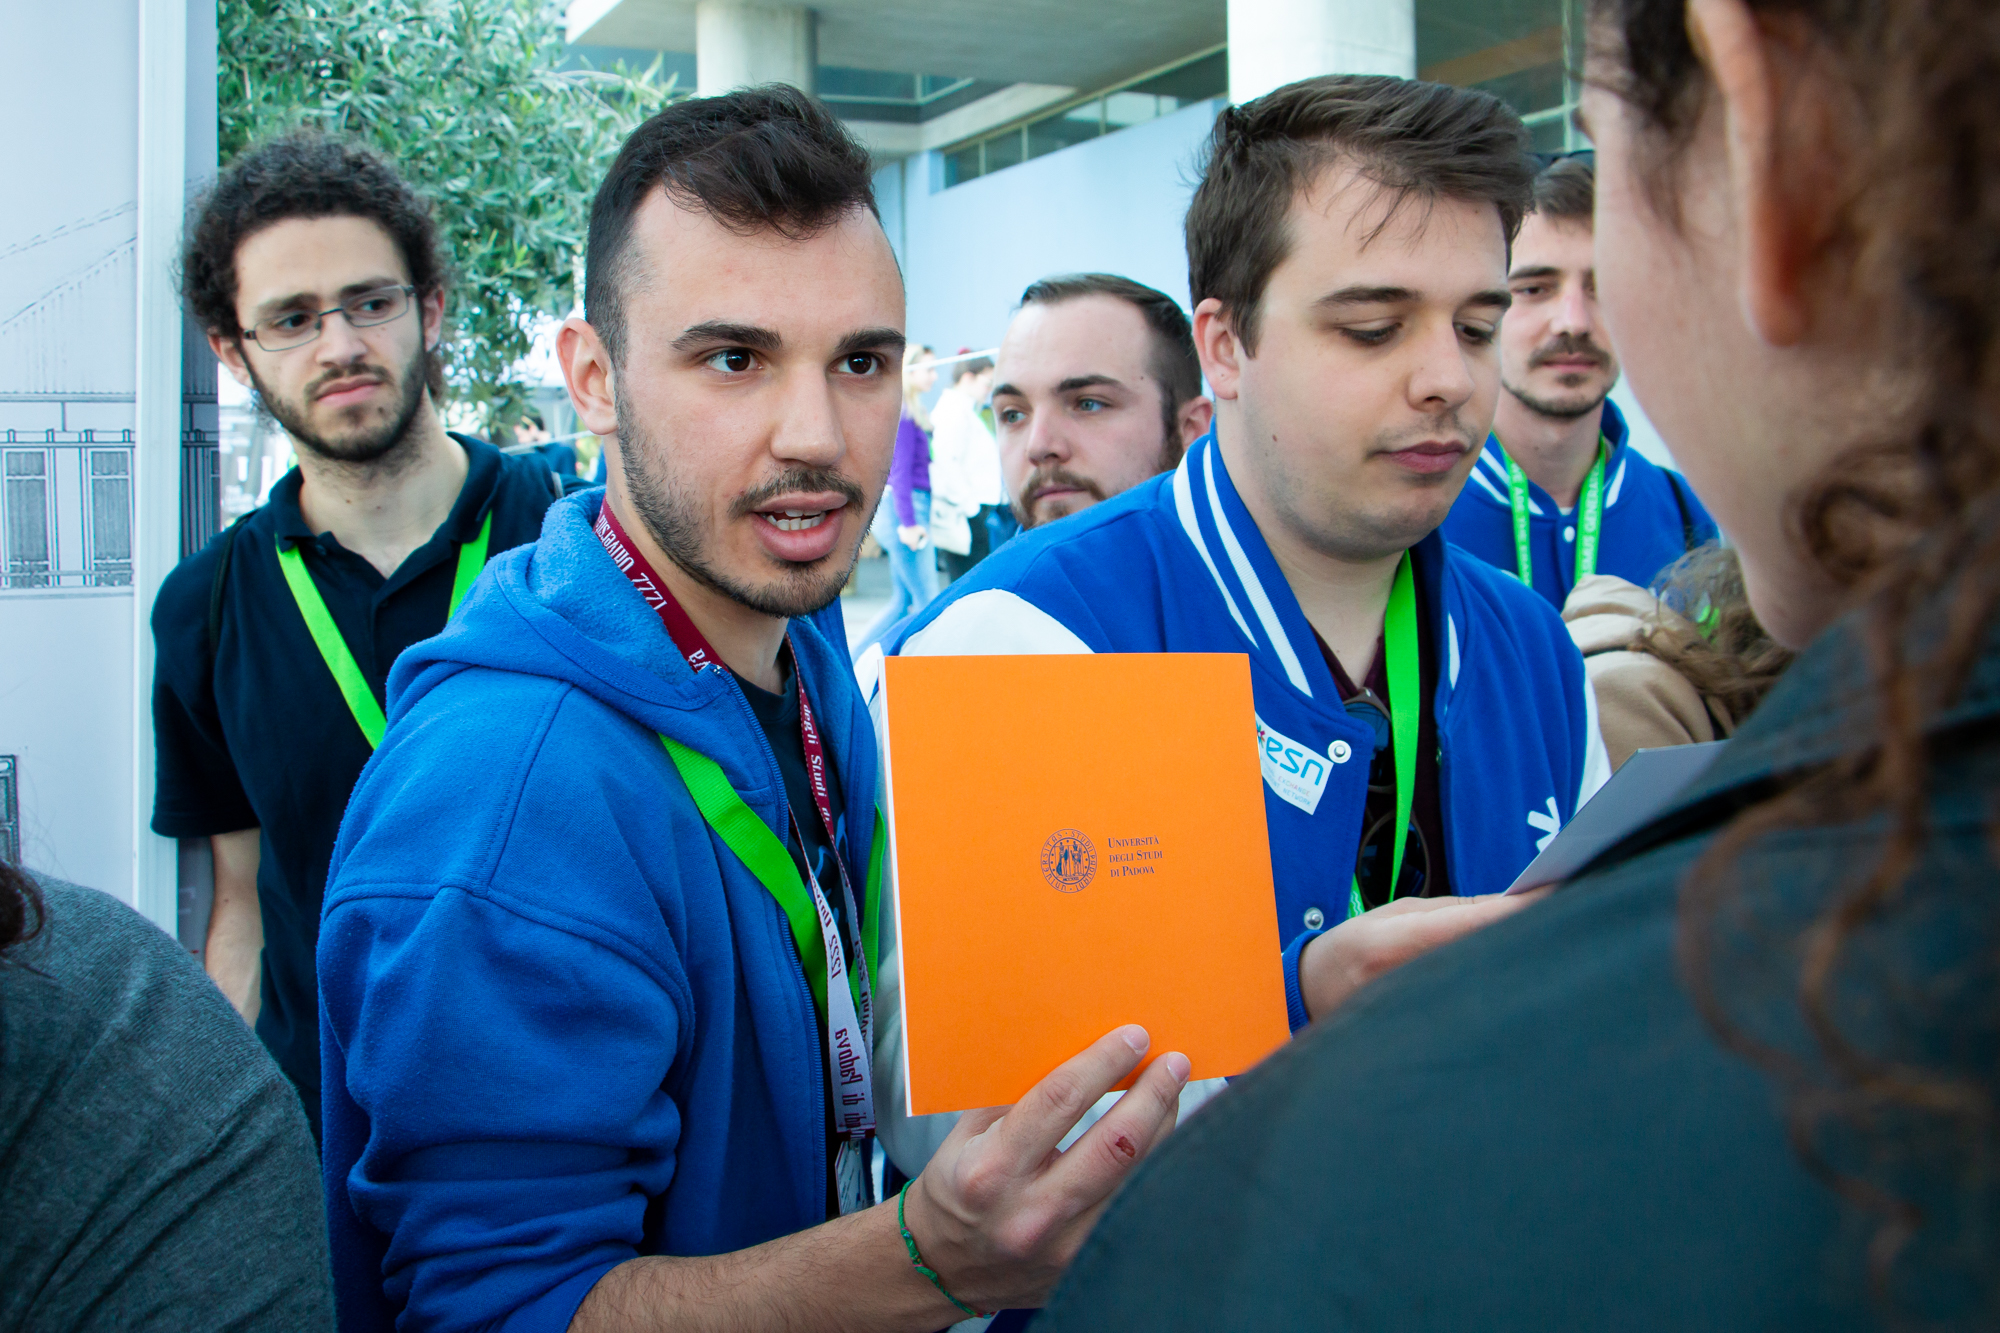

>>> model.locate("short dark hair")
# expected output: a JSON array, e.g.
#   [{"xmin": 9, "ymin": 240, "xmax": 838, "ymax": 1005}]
[
  {"xmin": 586, "ymin": 85, "xmax": 881, "ymax": 366},
  {"xmin": 1186, "ymin": 74, "xmax": 1534, "ymax": 354},
  {"xmin": 951, "ymin": 355, "xmax": 994, "ymax": 384},
  {"xmin": 1530, "ymin": 155, "xmax": 1595, "ymax": 223},
  {"xmin": 1017, "ymin": 273, "xmax": 1202, "ymax": 444},
  {"xmin": 183, "ymin": 133, "xmax": 448, "ymax": 395}
]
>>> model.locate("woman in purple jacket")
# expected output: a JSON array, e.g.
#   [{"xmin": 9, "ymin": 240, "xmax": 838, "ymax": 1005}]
[{"xmin": 856, "ymin": 346, "xmax": 938, "ymax": 653}]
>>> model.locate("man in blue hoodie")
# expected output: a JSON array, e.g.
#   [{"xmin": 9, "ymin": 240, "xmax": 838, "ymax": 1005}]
[
  {"xmin": 871, "ymin": 74, "xmax": 1610, "ymax": 1123},
  {"xmin": 1441, "ymin": 154, "xmax": 1717, "ymax": 605},
  {"xmin": 318, "ymin": 88, "xmax": 1192, "ymax": 1331}
]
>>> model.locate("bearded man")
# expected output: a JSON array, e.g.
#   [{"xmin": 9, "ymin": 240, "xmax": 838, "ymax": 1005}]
[
  {"xmin": 151, "ymin": 134, "xmax": 561, "ymax": 1137},
  {"xmin": 1441, "ymin": 154, "xmax": 1717, "ymax": 606},
  {"xmin": 315, "ymin": 90, "xmax": 1186, "ymax": 1330}
]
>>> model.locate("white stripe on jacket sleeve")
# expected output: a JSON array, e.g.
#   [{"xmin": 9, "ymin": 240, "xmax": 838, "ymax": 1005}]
[
  {"xmin": 900, "ymin": 588, "xmax": 1094, "ymax": 656},
  {"xmin": 1578, "ymin": 676, "xmax": 1613, "ymax": 810}
]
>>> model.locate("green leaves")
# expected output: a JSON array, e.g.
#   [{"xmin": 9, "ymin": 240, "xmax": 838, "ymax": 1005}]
[{"xmin": 219, "ymin": 0, "xmax": 679, "ymax": 431}]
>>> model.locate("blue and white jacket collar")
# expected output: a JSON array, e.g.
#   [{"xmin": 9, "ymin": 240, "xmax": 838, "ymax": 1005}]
[
  {"xmin": 1168, "ymin": 431, "xmax": 1461, "ymax": 708},
  {"xmin": 1171, "ymin": 432, "xmax": 1325, "ymax": 697},
  {"xmin": 1466, "ymin": 396, "xmax": 1634, "ymax": 519}
]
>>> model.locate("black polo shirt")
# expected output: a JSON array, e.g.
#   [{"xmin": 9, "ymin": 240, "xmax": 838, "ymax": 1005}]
[{"xmin": 151, "ymin": 435, "xmax": 558, "ymax": 1135}]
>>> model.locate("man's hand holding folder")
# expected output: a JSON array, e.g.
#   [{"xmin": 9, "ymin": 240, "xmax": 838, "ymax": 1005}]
[
  {"xmin": 901, "ymin": 1024, "xmax": 1192, "ymax": 1314},
  {"xmin": 869, "ymin": 653, "xmax": 1562, "ymax": 1317}
]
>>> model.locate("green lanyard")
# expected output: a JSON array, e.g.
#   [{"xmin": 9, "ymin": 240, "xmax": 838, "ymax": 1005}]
[
  {"xmin": 1345, "ymin": 552, "xmax": 1420, "ymax": 920},
  {"xmin": 275, "ymin": 510, "xmax": 493, "ymax": 749},
  {"xmin": 658, "ymin": 733, "xmax": 884, "ymax": 1022},
  {"xmin": 1506, "ymin": 436, "xmax": 1609, "ymax": 588}
]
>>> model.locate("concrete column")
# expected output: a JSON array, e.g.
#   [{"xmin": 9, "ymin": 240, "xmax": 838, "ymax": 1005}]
[
  {"xmin": 696, "ymin": 1, "xmax": 817, "ymax": 98},
  {"xmin": 1228, "ymin": 0, "xmax": 1415, "ymax": 104},
  {"xmin": 133, "ymin": 0, "xmax": 191, "ymax": 932}
]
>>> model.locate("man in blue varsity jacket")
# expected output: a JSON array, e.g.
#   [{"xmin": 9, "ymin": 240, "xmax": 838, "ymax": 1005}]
[
  {"xmin": 868, "ymin": 78, "xmax": 1610, "ymax": 1156},
  {"xmin": 1442, "ymin": 155, "xmax": 1717, "ymax": 605}
]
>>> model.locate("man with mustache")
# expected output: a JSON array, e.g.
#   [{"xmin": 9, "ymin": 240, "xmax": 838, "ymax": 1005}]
[
  {"xmin": 993, "ymin": 273, "xmax": 1214, "ymax": 530},
  {"xmin": 872, "ymin": 78, "xmax": 1610, "ymax": 1141},
  {"xmin": 150, "ymin": 135, "xmax": 560, "ymax": 1137},
  {"xmin": 316, "ymin": 89, "xmax": 1188, "ymax": 1330},
  {"xmin": 1441, "ymin": 155, "xmax": 1716, "ymax": 606}
]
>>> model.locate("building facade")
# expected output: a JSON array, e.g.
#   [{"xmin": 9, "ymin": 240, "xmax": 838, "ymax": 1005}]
[
  {"xmin": 565, "ymin": 0, "xmax": 1666, "ymax": 455},
  {"xmin": 1, "ymin": 0, "xmax": 215, "ymax": 931}
]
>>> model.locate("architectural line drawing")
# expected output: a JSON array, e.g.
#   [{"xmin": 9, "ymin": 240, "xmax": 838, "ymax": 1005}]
[
  {"xmin": 1, "ymin": 238, "xmax": 138, "ymax": 333},
  {"xmin": 0, "ymin": 201, "xmax": 136, "ymax": 263}
]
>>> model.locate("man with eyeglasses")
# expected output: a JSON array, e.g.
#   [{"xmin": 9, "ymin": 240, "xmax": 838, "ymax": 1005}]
[
  {"xmin": 1442, "ymin": 154, "xmax": 1717, "ymax": 606},
  {"xmin": 150, "ymin": 134, "xmax": 561, "ymax": 1138}
]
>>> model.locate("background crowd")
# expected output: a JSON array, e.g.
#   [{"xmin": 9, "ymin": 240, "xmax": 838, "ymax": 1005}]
[{"xmin": 3, "ymin": 0, "xmax": 1998, "ymax": 1329}]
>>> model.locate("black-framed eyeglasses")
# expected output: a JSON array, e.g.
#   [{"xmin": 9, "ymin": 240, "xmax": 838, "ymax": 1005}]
[{"xmin": 244, "ymin": 284, "xmax": 416, "ymax": 352}]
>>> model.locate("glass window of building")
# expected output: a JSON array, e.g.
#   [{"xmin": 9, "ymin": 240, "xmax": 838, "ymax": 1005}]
[
  {"xmin": 3, "ymin": 450, "xmax": 51, "ymax": 589},
  {"xmin": 941, "ymin": 46, "xmax": 1227, "ymax": 189},
  {"xmin": 936, "ymin": 11, "xmax": 1584, "ymax": 193},
  {"xmin": 1418, "ymin": 0, "xmax": 1584, "ymax": 153}
]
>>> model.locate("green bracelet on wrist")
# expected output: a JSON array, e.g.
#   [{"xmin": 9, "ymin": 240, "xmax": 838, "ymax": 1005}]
[{"xmin": 898, "ymin": 1181, "xmax": 985, "ymax": 1320}]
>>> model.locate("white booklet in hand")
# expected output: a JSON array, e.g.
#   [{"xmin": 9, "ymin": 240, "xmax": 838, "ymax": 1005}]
[{"xmin": 1505, "ymin": 741, "xmax": 1728, "ymax": 894}]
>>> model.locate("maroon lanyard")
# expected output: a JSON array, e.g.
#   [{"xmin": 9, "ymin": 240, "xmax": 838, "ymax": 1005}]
[{"xmin": 593, "ymin": 504, "xmax": 854, "ymax": 902}]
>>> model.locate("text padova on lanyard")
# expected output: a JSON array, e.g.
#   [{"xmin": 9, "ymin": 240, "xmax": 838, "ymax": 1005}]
[{"xmin": 595, "ymin": 503, "xmax": 883, "ymax": 1216}]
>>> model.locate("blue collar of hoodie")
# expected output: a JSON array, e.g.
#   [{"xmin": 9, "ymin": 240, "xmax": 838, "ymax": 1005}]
[
  {"xmin": 384, "ymin": 489, "xmax": 881, "ymax": 873},
  {"xmin": 1164, "ymin": 429, "xmax": 1456, "ymax": 708},
  {"xmin": 1464, "ymin": 397, "xmax": 1634, "ymax": 520}
]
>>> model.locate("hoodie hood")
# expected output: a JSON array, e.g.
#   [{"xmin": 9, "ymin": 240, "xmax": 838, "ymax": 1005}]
[{"xmin": 385, "ymin": 488, "xmax": 877, "ymax": 831}]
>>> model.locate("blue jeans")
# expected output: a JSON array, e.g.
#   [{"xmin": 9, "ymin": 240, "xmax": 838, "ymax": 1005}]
[{"xmin": 855, "ymin": 491, "xmax": 937, "ymax": 656}]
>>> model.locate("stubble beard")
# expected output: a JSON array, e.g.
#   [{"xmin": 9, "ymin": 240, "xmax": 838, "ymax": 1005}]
[
  {"xmin": 1503, "ymin": 375, "xmax": 1612, "ymax": 422},
  {"xmin": 1503, "ymin": 334, "xmax": 1618, "ymax": 422},
  {"xmin": 253, "ymin": 339, "xmax": 431, "ymax": 472},
  {"xmin": 1011, "ymin": 428, "xmax": 1180, "ymax": 529},
  {"xmin": 1012, "ymin": 465, "xmax": 1104, "ymax": 530},
  {"xmin": 615, "ymin": 395, "xmax": 863, "ymax": 620}
]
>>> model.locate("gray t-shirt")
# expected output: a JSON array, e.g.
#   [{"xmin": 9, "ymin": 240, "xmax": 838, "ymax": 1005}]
[{"xmin": 0, "ymin": 876, "xmax": 333, "ymax": 1331}]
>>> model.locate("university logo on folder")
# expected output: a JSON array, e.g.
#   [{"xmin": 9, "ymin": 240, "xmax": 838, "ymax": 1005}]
[{"xmin": 881, "ymin": 653, "xmax": 1291, "ymax": 1115}]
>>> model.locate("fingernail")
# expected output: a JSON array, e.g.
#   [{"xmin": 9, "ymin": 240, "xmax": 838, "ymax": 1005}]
[
  {"xmin": 1122, "ymin": 1025, "xmax": 1150, "ymax": 1055},
  {"xmin": 1164, "ymin": 1052, "xmax": 1191, "ymax": 1084}
]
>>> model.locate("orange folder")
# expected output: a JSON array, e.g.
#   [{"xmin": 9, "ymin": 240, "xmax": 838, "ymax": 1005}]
[{"xmin": 881, "ymin": 652, "xmax": 1291, "ymax": 1115}]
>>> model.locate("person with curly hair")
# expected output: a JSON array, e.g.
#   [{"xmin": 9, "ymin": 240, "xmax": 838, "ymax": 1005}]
[
  {"xmin": 153, "ymin": 133, "xmax": 562, "ymax": 1139},
  {"xmin": 1039, "ymin": 0, "xmax": 2000, "ymax": 1327},
  {"xmin": 1564, "ymin": 544, "xmax": 1796, "ymax": 767}
]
